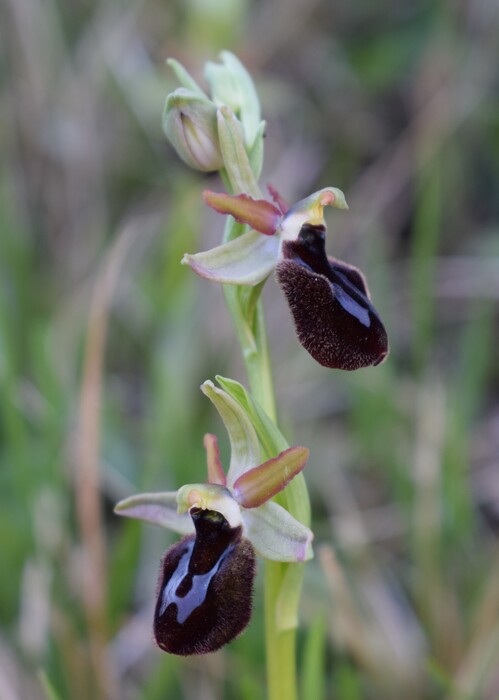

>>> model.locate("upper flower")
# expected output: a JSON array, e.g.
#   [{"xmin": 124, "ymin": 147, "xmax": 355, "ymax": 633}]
[{"xmin": 182, "ymin": 187, "xmax": 389, "ymax": 370}]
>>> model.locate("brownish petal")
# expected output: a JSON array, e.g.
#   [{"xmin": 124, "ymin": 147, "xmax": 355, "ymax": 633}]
[
  {"xmin": 203, "ymin": 433, "xmax": 226, "ymax": 486},
  {"xmin": 203, "ymin": 190, "xmax": 281, "ymax": 235},
  {"xmin": 233, "ymin": 446, "xmax": 309, "ymax": 508}
]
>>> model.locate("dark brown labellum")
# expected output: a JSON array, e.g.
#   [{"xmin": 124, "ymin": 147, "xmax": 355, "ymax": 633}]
[
  {"xmin": 153, "ymin": 508, "xmax": 255, "ymax": 655},
  {"xmin": 276, "ymin": 223, "xmax": 389, "ymax": 370}
]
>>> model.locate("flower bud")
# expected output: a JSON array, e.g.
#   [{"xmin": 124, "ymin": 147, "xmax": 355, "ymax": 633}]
[
  {"xmin": 204, "ymin": 51, "xmax": 261, "ymax": 148},
  {"xmin": 154, "ymin": 508, "xmax": 255, "ymax": 655},
  {"xmin": 163, "ymin": 88, "xmax": 224, "ymax": 172}
]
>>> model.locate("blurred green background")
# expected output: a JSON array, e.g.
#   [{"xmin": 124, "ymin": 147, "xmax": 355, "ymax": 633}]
[{"xmin": 1, "ymin": 0, "xmax": 499, "ymax": 698}]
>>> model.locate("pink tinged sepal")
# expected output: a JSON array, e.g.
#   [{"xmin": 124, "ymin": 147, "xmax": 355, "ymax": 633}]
[
  {"xmin": 182, "ymin": 228, "xmax": 279, "ymax": 286},
  {"xmin": 203, "ymin": 190, "xmax": 280, "ymax": 235},
  {"xmin": 201, "ymin": 380, "xmax": 262, "ymax": 484},
  {"xmin": 204, "ymin": 433, "xmax": 226, "ymax": 486},
  {"xmin": 114, "ymin": 492, "xmax": 194, "ymax": 535},
  {"xmin": 242, "ymin": 501, "xmax": 313, "ymax": 562},
  {"xmin": 233, "ymin": 446, "xmax": 309, "ymax": 508}
]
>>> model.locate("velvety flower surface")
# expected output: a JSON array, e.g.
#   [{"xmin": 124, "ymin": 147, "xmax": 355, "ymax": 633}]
[
  {"xmin": 277, "ymin": 223, "xmax": 388, "ymax": 370},
  {"xmin": 115, "ymin": 380, "xmax": 312, "ymax": 655},
  {"xmin": 182, "ymin": 188, "xmax": 389, "ymax": 370},
  {"xmin": 154, "ymin": 509, "xmax": 255, "ymax": 655}
]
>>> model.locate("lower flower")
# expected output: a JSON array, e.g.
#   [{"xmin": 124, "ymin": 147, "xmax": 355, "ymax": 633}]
[
  {"xmin": 114, "ymin": 378, "xmax": 313, "ymax": 655},
  {"xmin": 182, "ymin": 187, "xmax": 389, "ymax": 371}
]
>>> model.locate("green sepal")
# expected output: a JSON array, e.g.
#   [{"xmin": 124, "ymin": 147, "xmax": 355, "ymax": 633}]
[
  {"xmin": 201, "ymin": 380, "xmax": 262, "ymax": 485},
  {"xmin": 243, "ymin": 501, "xmax": 313, "ymax": 563},
  {"xmin": 217, "ymin": 106, "xmax": 260, "ymax": 197},
  {"xmin": 114, "ymin": 491, "xmax": 193, "ymax": 534},
  {"xmin": 166, "ymin": 58, "xmax": 207, "ymax": 97},
  {"xmin": 215, "ymin": 376, "xmax": 311, "ymax": 528},
  {"xmin": 181, "ymin": 228, "xmax": 279, "ymax": 286}
]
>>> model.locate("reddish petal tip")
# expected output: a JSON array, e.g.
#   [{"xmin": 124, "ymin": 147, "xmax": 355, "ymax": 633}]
[{"xmin": 202, "ymin": 190, "xmax": 281, "ymax": 235}]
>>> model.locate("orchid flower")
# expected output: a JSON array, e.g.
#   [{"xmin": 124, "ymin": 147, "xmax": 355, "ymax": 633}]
[
  {"xmin": 182, "ymin": 187, "xmax": 389, "ymax": 370},
  {"xmin": 115, "ymin": 379, "xmax": 312, "ymax": 655}
]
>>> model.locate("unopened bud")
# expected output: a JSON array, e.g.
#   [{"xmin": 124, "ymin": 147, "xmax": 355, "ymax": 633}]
[{"xmin": 163, "ymin": 88, "xmax": 224, "ymax": 172}]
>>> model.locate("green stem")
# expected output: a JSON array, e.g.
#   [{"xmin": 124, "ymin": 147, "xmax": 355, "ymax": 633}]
[
  {"xmin": 223, "ymin": 258, "xmax": 311, "ymax": 700},
  {"xmin": 265, "ymin": 562, "xmax": 297, "ymax": 700},
  {"xmin": 223, "ymin": 286, "xmax": 276, "ymax": 422},
  {"xmin": 219, "ymin": 134, "xmax": 310, "ymax": 700}
]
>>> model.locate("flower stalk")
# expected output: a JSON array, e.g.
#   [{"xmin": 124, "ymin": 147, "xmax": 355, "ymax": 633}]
[
  {"xmin": 131, "ymin": 49, "xmax": 388, "ymax": 699},
  {"xmin": 210, "ymin": 83, "xmax": 308, "ymax": 700},
  {"xmin": 163, "ymin": 51, "xmax": 311, "ymax": 698}
]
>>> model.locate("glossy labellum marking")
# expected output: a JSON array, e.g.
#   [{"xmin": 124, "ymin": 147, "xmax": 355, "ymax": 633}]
[
  {"xmin": 276, "ymin": 223, "xmax": 389, "ymax": 370},
  {"xmin": 154, "ymin": 508, "xmax": 255, "ymax": 655}
]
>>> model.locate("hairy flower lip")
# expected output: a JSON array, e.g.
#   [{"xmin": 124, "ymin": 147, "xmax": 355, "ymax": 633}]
[
  {"xmin": 276, "ymin": 224, "xmax": 389, "ymax": 369},
  {"xmin": 153, "ymin": 507, "xmax": 255, "ymax": 655}
]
